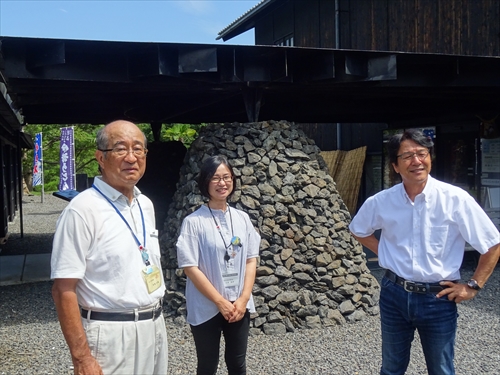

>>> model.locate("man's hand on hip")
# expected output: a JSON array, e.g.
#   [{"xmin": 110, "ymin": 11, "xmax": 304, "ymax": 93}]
[{"xmin": 437, "ymin": 281, "xmax": 478, "ymax": 303}]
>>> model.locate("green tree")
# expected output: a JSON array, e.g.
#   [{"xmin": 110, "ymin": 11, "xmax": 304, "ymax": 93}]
[
  {"xmin": 23, "ymin": 122, "xmax": 205, "ymax": 191},
  {"xmin": 164, "ymin": 124, "xmax": 198, "ymax": 145},
  {"xmin": 138, "ymin": 123, "xmax": 205, "ymax": 147}
]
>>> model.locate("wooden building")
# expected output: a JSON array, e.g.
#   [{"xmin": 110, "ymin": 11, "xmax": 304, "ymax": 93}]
[
  {"xmin": 218, "ymin": 0, "xmax": 500, "ymax": 208},
  {"xmin": 0, "ymin": 1, "xmax": 499, "ymax": 237},
  {"xmin": 0, "ymin": 73, "xmax": 32, "ymax": 240},
  {"xmin": 219, "ymin": 0, "xmax": 500, "ymax": 56}
]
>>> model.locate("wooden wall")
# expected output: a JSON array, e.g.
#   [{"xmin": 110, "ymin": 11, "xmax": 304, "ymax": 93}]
[
  {"xmin": 255, "ymin": 0, "xmax": 500, "ymax": 56},
  {"xmin": 0, "ymin": 139, "xmax": 21, "ymax": 238},
  {"xmin": 300, "ymin": 123, "xmax": 387, "ymax": 152}
]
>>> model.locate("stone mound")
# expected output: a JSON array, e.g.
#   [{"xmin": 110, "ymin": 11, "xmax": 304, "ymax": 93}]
[{"xmin": 160, "ymin": 120, "xmax": 380, "ymax": 334}]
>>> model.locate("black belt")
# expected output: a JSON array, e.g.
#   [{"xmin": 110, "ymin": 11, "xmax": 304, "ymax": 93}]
[
  {"xmin": 384, "ymin": 270, "xmax": 452, "ymax": 294},
  {"xmin": 81, "ymin": 304, "xmax": 163, "ymax": 321}
]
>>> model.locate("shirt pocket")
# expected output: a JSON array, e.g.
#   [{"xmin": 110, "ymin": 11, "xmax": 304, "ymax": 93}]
[
  {"xmin": 148, "ymin": 229, "xmax": 161, "ymax": 258},
  {"xmin": 424, "ymin": 225, "xmax": 448, "ymax": 256}
]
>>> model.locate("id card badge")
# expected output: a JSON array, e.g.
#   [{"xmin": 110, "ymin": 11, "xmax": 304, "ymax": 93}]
[
  {"xmin": 142, "ymin": 265, "xmax": 162, "ymax": 294},
  {"xmin": 222, "ymin": 271, "xmax": 240, "ymax": 288}
]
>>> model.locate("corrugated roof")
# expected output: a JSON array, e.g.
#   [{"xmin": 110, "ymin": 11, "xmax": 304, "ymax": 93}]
[{"xmin": 217, "ymin": 0, "xmax": 274, "ymax": 41}]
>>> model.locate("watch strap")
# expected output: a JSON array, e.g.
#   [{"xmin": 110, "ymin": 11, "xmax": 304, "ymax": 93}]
[{"xmin": 467, "ymin": 279, "xmax": 481, "ymax": 291}]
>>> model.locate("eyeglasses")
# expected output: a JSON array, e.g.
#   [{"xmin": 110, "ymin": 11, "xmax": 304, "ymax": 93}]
[
  {"xmin": 397, "ymin": 150, "xmax": 429, "ymax": 161},
  {"xmin": 210, "ymin": 175, "xmax": 233, "ymax": 184},
  {"xmin": 98, "ymin": 146, "xmax": 148, "ymax": 158}
]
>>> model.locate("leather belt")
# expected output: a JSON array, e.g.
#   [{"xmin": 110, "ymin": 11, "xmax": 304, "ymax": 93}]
[
  {"xmin": 81, "ymin": 304, "xmax": 163, "ymax": 322},
  {"xmin": 384, "ymin": 270, "xmax": 451, "ymax": 294}
]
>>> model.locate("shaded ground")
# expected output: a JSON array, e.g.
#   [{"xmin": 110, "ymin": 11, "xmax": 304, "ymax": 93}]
[{"xmin": 0, "ymin": 194, "xmax": 68, "ymax": 256}]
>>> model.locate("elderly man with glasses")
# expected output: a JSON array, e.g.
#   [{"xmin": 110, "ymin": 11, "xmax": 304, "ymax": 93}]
[
  {"xmin": 350, "ymin": 128, "xmax": 500, "ymax": 375},
  {"xmin": 51, "ymin": 120, "xmax": 168, "ymax": 375}
]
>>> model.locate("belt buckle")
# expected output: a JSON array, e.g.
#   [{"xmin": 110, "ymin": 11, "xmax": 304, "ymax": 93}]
[
  {"xmin": 153, "ymin": 306, "xmax": 161, "ymax": 320},
  {"xmin": 403, "ymin": 280, "xmax": 416, "ymax": 292}
]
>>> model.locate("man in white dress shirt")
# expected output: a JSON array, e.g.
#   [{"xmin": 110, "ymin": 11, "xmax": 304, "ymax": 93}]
[
  {"xmin": 349, "ymin": 129, "xmax": 499, "ymax": 375},
  {"xmin": 51, "ymin": 120, "xmax": 168, "ymax": 375}
]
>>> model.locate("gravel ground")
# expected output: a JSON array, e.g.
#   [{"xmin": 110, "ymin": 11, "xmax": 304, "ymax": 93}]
[
  {"xmin": 1, "ymin": 194, "xmax": 499, "ymax": 375},
  {"xmin": 0, "ymin": 194, "xmax": 69, "ymax": 256}
]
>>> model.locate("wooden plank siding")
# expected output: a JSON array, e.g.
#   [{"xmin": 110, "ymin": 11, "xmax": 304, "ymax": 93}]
[
  {"xmin": 300, "ymin": 123, "xmax": 386, "ymax": 153},
  {"xmin": 339, "ymin": 0, "xmax": 352, "ymax": 49},
  {"xmin": 417, "ymin": 0, "xmax": 439, "ymax": 53},
  {"xmin": 255, "ymin": 13, "xmax": 274, "ymax": 45},
  {"xmin": 300, "ymin": 123, "xmax": 338, "ymax": 150},
  {"xmin": 255, "ymin": 0, "xmax": 500, "ymax": 56},
  {"xmin": 371, "ymin": 0, "xmax": 390, "ymax": 51},
  {"xmin": 319, "ymin": 0, "xmax": 336, "ymax": 48},
  {"xmin": 347, "ymin": 0, "xmax": 500, "ymax": 55},
  {"xmin": 294, "ymin": 0, "xmax": 321, "ymax": 47},
  {"xmin": 273, "ymin": 1, "xmax": 294, "ymax": 43}
]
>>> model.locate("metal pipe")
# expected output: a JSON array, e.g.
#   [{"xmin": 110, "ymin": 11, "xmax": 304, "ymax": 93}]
[
  {"xmin": 335, "ymin": 0, "xmax": 341, "ymax": 150},
  {"xmin": 335, "ymin": 0, "xmax": 340, "ymax": 49}
]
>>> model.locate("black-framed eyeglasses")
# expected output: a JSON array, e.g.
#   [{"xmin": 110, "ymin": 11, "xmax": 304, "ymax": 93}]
[
  {"xmin": 98, "ymin": 146, "xmax": 148, "ymax": 158},
  {"xmin": 210, "ymin": 175, "xmax": 233, "ymax": 184},
  {"xmin": 397, "ymin": 150, "xmax": 428, "ymax": 161}
]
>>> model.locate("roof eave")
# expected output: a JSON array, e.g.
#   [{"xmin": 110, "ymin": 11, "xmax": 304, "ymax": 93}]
[{"xmin": 217, "ymin": 0, "xmax": 275, "ymax": 42}]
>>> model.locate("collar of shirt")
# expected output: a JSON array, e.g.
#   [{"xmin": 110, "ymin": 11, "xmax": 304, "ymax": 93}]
[
  {"xmin": 93, "ymin": 176, "xmax": 141, "ymax": 204},
  {"xmin": 399, "ymin": 175, "xmax": 434, "ymax": 205}
]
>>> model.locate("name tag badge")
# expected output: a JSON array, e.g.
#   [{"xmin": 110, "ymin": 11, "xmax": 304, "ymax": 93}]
[
  {"xmin": 226, "ymin": 258, "xmax": 236, "ymax": 272},
  {"xmin": 142, "ymin": 265, "xmax": 162, "ymax": 294},
  {"xmin": 222, "ymin": 271, "xmax": 240, "ymax": 288}
]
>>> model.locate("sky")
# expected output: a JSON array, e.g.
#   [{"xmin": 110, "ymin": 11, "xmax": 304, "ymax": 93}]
[{"xmin": 0, "ymin": 0, "xmax": 262, "ymax": 45}]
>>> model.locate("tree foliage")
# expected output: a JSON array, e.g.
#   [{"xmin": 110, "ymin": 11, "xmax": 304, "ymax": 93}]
[
  {"xmin": 138, "ymin": 123, "xmax": 205, "ymax": 147},
  {"xmin": 23, "ymin": 123, "xmax": 204, "ymax": 192}
]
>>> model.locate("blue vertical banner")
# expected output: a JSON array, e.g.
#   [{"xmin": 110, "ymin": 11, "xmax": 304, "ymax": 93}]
[
  {"xmin": 32, "ymin": 132, "xmax": 43, "ymax": 187},
  {"xmin": 59, "ymin": 127, "xmax": 76, "ymax": 191}
]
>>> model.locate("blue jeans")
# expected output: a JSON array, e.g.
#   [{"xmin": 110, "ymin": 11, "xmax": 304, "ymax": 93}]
[{"xmin": 379, "ymin": 276, "xmax": 458, "ymax": 375}]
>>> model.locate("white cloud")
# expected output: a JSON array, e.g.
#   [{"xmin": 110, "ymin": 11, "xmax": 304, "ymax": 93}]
[
  {"xmin": 173, "ymin": 1, "xmax": 213, "ymax": 15},
  {"xmin": 59, "ymin": 8, "xmax": 68, "ymax": 13}
]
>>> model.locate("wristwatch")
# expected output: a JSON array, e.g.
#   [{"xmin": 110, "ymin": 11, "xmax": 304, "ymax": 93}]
[{"xmin": 467, "ymin": 279, "xmax": 481, "ymax": 291}]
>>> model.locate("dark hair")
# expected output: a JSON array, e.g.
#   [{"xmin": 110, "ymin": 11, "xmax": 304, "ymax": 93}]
[
  {"xmin": 198, "ymin": 155, "xmax": 235, "ymax": 199},
  {"xmin": 387, "ymin": 129, "xmax": 434, "ymax": 165}
]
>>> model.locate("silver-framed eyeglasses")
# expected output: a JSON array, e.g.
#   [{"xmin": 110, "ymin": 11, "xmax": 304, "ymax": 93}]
[
  {"xmin": 397, "ymin": 150, "xmax": 429, "ymax": 161},
  {"xmin": 98, "ymin": 146, "xmax": 148, "ymax": 158},
  {"xmin": 210, "ymin": 175, "xmax": 233, "ymax": 184}
]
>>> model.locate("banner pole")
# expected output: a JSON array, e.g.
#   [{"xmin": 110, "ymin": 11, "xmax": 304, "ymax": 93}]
[
  {"xmin": 41, "ymin": 132, "xmax": 44, "ymax": 203},
  {"xmin": 32, "ymin": 132, "xmax": 44, "ymax": 203},
  {"xmin": 72, "ymin": 126, "xmax": 76, "ymax": 189}
]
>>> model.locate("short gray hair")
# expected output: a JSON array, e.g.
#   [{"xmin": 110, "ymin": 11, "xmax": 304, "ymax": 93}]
[{"xmin": 96, "ymin": 122, "xmax": 148, "ymax": 151}]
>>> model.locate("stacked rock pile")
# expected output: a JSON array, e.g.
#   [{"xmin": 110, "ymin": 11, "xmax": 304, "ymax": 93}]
[{"xmin": 160, "ymin": 120, "xmax": 380, "ymax": 335}]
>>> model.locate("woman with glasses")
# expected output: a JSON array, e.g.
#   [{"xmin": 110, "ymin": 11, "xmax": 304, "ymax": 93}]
[{"xmin": 176, "ymin": 155, "xmax": 261, "ymax": 375}]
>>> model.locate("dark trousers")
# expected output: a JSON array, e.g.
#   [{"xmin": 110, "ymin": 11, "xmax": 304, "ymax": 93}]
[{"xmin": 190, "ymin": 310, "xmax": 250, "ymax": 375}]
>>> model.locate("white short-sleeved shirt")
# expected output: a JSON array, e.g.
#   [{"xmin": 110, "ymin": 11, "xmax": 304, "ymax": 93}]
[
  {"xmin": 51, "ymin": 176, "xmax": 165, "ymax": 310},
  {"xmin": 349, "ymin": 175, "xmax": 500, "ymax": 282},
  {"xmin": 176, "ymin": 205, "xmax": 261, "ymax": 326}
]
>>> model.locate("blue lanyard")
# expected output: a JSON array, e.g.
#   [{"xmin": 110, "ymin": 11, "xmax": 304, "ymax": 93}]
[{"xmin": 92, "ymin": 184, "xmax": 149, "ymax": 265}]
